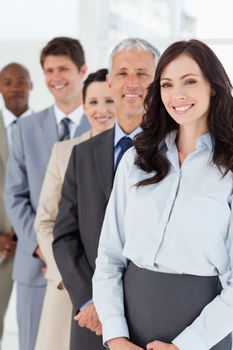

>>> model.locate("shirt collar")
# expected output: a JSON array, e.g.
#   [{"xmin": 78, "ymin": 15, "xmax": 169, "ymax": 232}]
[
  {"xmin": 162, "ymin": 129, "xmax": 213, "ymax": 153},
  {"xmin": 114, "ymin": 120, "xmax": 142, "ymax": 147},
  {"xmin": 2, "ymin": 107, "xmax": 32, "ymax": 128},
  {"xmin": 54, "ymin": 104, "xmax": 84, "ymax": 126},
  {"xmin": 196, "ymin": 132, "xmax": 213, "ymax": 152}
]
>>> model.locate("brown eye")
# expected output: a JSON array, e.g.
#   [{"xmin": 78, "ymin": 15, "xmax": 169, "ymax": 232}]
[
  {"xmin": 160, "ymin": 83, "xmax": 172, "ymax": 88},
  {"xmin": 106, "ymin": 99, "xmax": 114, "ymax": 104},
  {"xmin": 186, "ymin": 79, "xmax": 196, "ymax": 85}
]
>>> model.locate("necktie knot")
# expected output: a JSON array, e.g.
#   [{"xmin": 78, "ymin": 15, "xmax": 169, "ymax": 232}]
[
  {"xmin": 118, "ymin": 136, "xmax": 133, "ymax": 152},
  {"xmin": 59, "ymin": 117, "xmax": 71, "ymax": 141},
  {"xmin": 115, "ymin": 136, "xmax": 133, "ymax": 170},
  {"xmin": 11, "ymin": 119, "xmax": 17, "ymax": 126}
]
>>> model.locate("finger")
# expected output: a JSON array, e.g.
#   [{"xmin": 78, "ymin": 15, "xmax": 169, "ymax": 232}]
[
  {"xmin": 4, "ymin": 241, "xmax": 16, "ymax": 248},
  {"xmin": 89, "ymin": 320, "xmax": 100, "ymax": 332},
  {"xmin": 146, "ymin": 341, "xmax": 156, "ymax": 350},
  {"xmin": 3, "ymin": 251, "xmax": 14, "ymax": 258},
  {"xmin": 78, "ymin": 319, "xmax": 86, "ymax": 327},
  {"xmin": 78, "ymin": 315, "xmax": 89, "ymax": 327},
  {"xmin": 74, "ymin": 312, "xmax": 82, "ymax": 321},
  {"xmin": 95, "ymin": 325, "xmax": 102, "ymax": 336},
  {"xmin": 3, "ymin": 247, "xmax": 15, "ymax": 255}
]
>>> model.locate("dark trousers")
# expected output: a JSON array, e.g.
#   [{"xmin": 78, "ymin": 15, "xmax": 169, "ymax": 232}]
[
  {"xmin": 123, "ymin": 262, "xmax": 232, "ymax": 350},
  {"xmin": 70, "ymin": 308, "xmax": 104, "ymax": 350}
]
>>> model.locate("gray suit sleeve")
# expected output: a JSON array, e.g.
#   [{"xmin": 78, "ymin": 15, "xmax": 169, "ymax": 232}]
[
  {"xmin": 4, "ymin": 123, "xmax": 38, "ymax": 255},
  {"xmin": 53, "ymin": 147, "xmax": 93, "ymax": 312}
]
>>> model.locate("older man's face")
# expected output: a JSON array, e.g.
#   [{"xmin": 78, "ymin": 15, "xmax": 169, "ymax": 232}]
[{"xmin": 108, "ymin": 49, "xmax": 156, "ymax": 121}]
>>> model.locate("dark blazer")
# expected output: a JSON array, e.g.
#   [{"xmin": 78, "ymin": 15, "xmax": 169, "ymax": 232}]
[{"xmin": 53, "ymin": 127, "xmax": 114, "ymax": 349}]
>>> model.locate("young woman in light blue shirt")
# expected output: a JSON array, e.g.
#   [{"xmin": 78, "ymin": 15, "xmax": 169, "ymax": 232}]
[{"xmin": 93, "ymin": 39, "xmax": 233, "ymax": 350}]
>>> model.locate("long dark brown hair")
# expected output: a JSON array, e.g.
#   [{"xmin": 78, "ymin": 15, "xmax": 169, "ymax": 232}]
[{"xmin": 134, "ymin": 39, "xmax": 233, "ymax": 186}]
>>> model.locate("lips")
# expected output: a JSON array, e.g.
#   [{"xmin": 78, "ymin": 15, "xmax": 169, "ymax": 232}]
[
  {"xmin": 10, "ymin": 93, "xmax": 24, "ymax": 99},
  {"xmin": 172, "ymin": 104, "xmax": 194, "ymax": 114},
  {"xmin": 50, "ymin": 83, "xmax": 67, "ymax": 90},
  {"xmin": 94, "ymin": 116, "xmax": 112, "ymax": 123},
  {"xmin": 122, "ymin": 93, "xmax": 142, "ymax": 99}
]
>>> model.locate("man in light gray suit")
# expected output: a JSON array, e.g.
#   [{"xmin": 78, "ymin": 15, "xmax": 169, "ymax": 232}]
[
  {"xmin": 4, "ymin": 37, "xmax": 90, "ymax": 350},
  {"xmin": 0, "ymin": 62, "xmax": 32, "ymax": 350}
]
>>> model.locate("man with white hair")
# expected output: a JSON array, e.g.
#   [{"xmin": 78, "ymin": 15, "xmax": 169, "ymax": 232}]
[{"xmin": 53, "ymin": 38, "xmax": 160, "ymax": 350}]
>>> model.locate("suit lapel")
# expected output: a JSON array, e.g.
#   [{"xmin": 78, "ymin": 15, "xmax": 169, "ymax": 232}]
[
  {"xmin": 41, "ymin": 106, "xmax": 58, "ymax": 151},
  {"xmin": 94, "ymin": 128, "xmax": 114, "ymax": 200},
  {"xmin": 74, "ymin": 113, "xmax": 90, "ymax": 137},
  {"xmin": 0, "ymin": 113, "xmax": 8, "ymax": 166}
]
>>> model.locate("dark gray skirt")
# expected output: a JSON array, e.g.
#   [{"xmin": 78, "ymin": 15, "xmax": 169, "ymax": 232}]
[{"xmin": 123, "ymin": 262, "xmax": 232, "ymax": 349}]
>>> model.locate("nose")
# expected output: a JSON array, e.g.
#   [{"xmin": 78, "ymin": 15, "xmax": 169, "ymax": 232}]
[
  {"xmin": 172, "ymin": 85, "xmax": 186, "ymax": 100},
  {"xmin": 50, "ymin": 70, "xmax": 62, "ymax": 81},
  {"xmin": 11, "ymin": 83, "xmax": 21, "ymax": 93},
  {"xmin": 125, "ymin": 74, "xmax": 140, "ymax": 88},
  {"xmin": 95, "ymin": 102, "xmax": 107, "ymax": 115}
]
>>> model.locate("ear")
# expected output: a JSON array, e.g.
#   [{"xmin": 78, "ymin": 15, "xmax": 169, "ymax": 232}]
[
  {"xmin": 106, "ymin": 73, "xmax": 112, "ymax": 89},
  {"xmin": 80, "ymin": 64, "xmax": 87, "ymax": 79},
  {"xmin": 211, "ymin": 88, "xmax": 216, "ymax": 96}
]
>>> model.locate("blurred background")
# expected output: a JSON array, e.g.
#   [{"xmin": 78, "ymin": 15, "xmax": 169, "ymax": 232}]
[{"xmin": 1, "ymin": 0, "xmax": 233, "ymax": 348}]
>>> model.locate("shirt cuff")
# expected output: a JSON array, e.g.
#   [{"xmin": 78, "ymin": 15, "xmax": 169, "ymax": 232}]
[
  {"xmin": 80, "ymin": 299, "xmax": 92, "ymax": 311},
  {"xmin": 102, "ymin": 315, "xmax": 129, "ymax": 346},
  {"xmin": 172, "ymin": 327, "xmax": 208, "ymax": 350}
]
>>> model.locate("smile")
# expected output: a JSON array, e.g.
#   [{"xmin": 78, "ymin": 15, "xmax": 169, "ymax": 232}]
[
  {"xmin": 51, "ymin": 83, "xmax": 67, "ymax": 90},
  {"xmin": 94, "ymin": 116, "xmax": 112, "ymax": 123},
  {"xmin": 123, "ymin": 93, "xmax": 142, "ymax": 98},
  {"xmin": 173, "ymin": 104, "xmax": 194, "ymax": 113}
]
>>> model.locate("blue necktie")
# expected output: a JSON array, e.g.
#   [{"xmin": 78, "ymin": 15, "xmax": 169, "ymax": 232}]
[
  {"xmin": 11, "ymin": 119, "xmax": 17, "ymax": 126},
  {"xmin": 115, "ymin": 136, "xmax": 133, "ymax": 170},
  {"xmin": 59, "ymin": 117, "xmax": 71, "ymax": 141}
]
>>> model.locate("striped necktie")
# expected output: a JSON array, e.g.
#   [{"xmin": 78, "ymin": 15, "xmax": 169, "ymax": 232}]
[{"xmin": 59, "ymin": 117, "xmax": 71, "ymax": 141}]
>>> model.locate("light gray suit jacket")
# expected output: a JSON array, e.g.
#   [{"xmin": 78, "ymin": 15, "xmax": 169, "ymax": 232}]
[
  {"xmin": 4, "ymin": 106, "xmax": 90, "ymax": 286},
  {"xmin": 0, "ymin": 113, "xmax": 11, "ymax": 235}
]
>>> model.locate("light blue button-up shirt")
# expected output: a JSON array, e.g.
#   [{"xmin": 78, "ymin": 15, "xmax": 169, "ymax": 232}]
[{"xmin": 93, "ymin": 130, "xmax": 233, "ymax": 350}]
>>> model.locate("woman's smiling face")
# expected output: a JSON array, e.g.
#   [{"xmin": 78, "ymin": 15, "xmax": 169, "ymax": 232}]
[
  {"xmin": 160, "ymin": 53, "xmax": 212, "ymax": 131},
  {"xmin": 84, "ymin": 81, "xmax": 115, "ymax": 135}
]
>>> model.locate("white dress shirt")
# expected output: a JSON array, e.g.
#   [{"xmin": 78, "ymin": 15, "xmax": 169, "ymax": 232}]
[
  {"xmin": 54, "ymin": 104, "xmax": 84, "ymax": 139},
  {"xmin": 93, "ymin": 130, "xmax": 233, "ymax": 350},
  {"xmin": 2, "ymin": 107, "xmax": 32, "ymax": 147}
]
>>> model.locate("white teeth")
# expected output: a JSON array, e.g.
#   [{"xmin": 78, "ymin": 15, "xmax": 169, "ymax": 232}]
[
  {"xmin": 95, "ymin": 116, "xmax": 111, "ymax": 121},
  {"xmin": 53, "ymin": 84, "xmax": 65, "ymax": 90},
  {"xmin": 124, "ymin": 94, "xmax": 138, "ymax": 97},
  {"xmin": 174, "ymin": 105, "xmax": 192, "ymax": 111}
]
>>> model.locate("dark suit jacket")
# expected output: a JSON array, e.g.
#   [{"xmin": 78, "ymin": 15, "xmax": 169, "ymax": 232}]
[
  {"xmin": 53, "ymin": 128, "xmax": 114, "ymax": 349},
  {"xmin": 53, "ymin": 127, "xmax": 114, "ymax": 311}
]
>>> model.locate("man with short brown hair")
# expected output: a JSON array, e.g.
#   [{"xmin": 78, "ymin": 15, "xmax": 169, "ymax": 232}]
[{"xmin": 4, "ymin": 37, "xmax": 89, "ymax": 350}]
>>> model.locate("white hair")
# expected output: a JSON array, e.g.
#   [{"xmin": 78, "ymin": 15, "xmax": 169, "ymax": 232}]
[{"xmin": 109, "ymin": 37, "xmax": 160, "ymax": 74}]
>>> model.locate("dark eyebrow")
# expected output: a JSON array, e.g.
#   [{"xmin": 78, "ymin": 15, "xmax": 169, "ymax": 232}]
[{"xmin": 160, "ymin": 73, "xmax": 199, "ymax": 82}]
